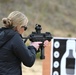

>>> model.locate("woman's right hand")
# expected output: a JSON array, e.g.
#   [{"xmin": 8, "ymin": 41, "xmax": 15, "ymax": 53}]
[{"xmin": 30, "ymin": 42, "xmax": 42, "ymax": 50}]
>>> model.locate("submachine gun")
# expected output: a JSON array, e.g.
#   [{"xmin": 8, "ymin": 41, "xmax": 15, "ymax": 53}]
[{"xmin": 23, "ymin": 24, "xmax": 52, "ymax": 59}]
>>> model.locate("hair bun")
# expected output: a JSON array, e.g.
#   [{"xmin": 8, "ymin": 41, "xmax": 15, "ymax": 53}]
[
  {"xmin": 2, "ymin": 18, "xmax": 8, "ymax": 24},
  {"xmin": 2, "ymin": 18, "xmax": 12, "ymax": 27}
]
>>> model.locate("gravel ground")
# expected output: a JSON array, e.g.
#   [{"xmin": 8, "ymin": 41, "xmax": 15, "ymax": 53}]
[{"xmin": 22, "ymin": 59, "xmax": 42, "ymax": 75}]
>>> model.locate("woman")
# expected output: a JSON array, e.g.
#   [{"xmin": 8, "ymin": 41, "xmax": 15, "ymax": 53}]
[{"xmin": 0, "ymin": 11, "xmax": 48, "ymax": 75}]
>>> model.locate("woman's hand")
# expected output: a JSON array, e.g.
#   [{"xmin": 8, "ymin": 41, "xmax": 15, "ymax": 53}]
[
  {"xmin": 44, "ymin": 40, "xmax": 49, "ymax": 47},
  {"xmin": 30, "ymin": 40, "xmax": 49, "ymax": 50},
  {"xmin": 30, "ymin": 42, "xmax": 42, "ymax": 50}
]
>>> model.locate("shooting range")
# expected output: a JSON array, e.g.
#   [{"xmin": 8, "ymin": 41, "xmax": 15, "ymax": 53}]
[
  {"xmin": 0, "ymin": 0, "xmax": 76, "ymax": 75},
  {"xmin": 43, "ymin": 37, "xmax": 76, "ymax": 75}
]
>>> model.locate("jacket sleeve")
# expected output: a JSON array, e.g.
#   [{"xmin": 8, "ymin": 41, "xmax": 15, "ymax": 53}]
[{"xmin": 11, "ymin": 34, "xmax": 37, "ymax": 67}]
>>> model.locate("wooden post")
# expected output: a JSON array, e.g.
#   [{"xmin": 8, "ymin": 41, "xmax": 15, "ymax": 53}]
[{"xmin": 42, "ymin": 42, "xmax": 51, "ymax": 75}]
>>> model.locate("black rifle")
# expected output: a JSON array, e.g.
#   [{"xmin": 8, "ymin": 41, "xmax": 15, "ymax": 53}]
[{"xmin": 23, "ymin": 24, "xmax": 52, "ymax": 59}]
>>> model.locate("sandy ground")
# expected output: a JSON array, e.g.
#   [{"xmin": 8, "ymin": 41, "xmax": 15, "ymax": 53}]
[{"xmin": 22, "ymin": 59, "xmax": 42, "ymax": 75}]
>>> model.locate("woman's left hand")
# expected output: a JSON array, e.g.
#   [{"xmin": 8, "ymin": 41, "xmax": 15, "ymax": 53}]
[{"xmin": 44, "ymin": 40, "xmax": 49, "ymax": 47}]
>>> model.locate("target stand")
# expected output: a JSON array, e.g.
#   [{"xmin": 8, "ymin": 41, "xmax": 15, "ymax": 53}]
[{"xmin": 43, "ymin": 37, "xmax": 76, "ymax": 75}]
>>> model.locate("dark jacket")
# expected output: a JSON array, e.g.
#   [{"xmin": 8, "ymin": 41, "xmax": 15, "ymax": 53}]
[{"xmin": 0, "ymin": 27, "xmax": 36, "ymax": 75}]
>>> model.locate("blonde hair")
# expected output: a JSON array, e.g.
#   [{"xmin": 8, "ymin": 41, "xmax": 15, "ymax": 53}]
[{"xmin": 2, "ymin": 11, "xmax": 28, "ymax": 28}]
